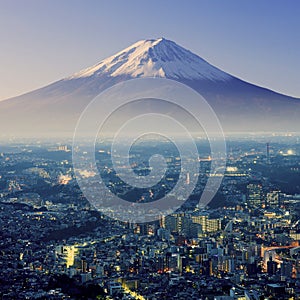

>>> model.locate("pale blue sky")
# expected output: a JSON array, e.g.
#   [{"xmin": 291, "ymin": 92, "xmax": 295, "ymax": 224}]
[{"xmin": 0, "ymin": 0, "xmax": 299, "ymax": 100}]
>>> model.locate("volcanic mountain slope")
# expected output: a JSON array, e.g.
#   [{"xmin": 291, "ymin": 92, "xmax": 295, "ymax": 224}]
[{"xmin": 0, "ymin": 38, "xmax": 299, "ymax": 136}]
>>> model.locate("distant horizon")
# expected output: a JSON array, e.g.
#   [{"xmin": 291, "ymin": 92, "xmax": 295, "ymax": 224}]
[{"xmin": 1, "ymin": 131, "xmax": 300, "ymax": 143}]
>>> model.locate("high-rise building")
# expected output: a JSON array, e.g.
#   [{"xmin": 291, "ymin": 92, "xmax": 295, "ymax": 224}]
[
  {"xmin": 280, "ymin": 261, "xmax": 293, "ymax": 278},
  {"xmin": 164, "ymin": 213, "xmax": 185, "ymax": 233},
  {"xmin": 155, "ymin": 255, "xmax": 165, "ymax": 273},
  {"xmin": 267, "ymin": 256, "xmax": 278, "ymax": 275},
  {"xmin": 247, "ymin": 182, "xmax": 263, "ymax": 208},
  {"xmin": 164, "ymin": 214, "xmax": 178, "ymax": 233},
  {"xmin": 191, "ymin": 214, "xmax": 207, "ymax": 232},
  {"xmin": 81, "ymin": 256, "xmax": 87, "ymax": 273},
  {"xmin": 206, "ymin": 218, "xmax": 221, "ymax": 233},
  {"xmin": 191, "ymin": 213, "xmax": 221, "ymax": 233},
  {"xmin": 180, "ymin": 215, "xmax": 202, "ymax": 238},
  {"xmin": 266, "ymin": 190, "xmax": 281, "ymax": 208},
  {"xmin": 201, "ymin": 259, "xmax": 213, "ymax": 276},
  {"xmin": 166, "ymin": 252, "xmax": 182, "ymax": 273}
]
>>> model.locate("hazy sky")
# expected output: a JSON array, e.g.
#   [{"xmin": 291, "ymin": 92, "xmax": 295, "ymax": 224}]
[{"xmin": 1, "ymin": 0, "xmax": 299, "ymax": 101}]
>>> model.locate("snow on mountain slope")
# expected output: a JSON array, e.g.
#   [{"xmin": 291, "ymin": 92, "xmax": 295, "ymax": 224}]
[
  {"xmin": 68, "ymin": 38, "xmax": 232, "ymax": 81},
  {"xmin": 0, "ymin": 37, "xmax": 299, "ymax": 136}
]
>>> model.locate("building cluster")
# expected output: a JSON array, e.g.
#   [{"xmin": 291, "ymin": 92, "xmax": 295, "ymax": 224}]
[{"xmin": 0, "ymin": 139, "xmax": 299, "ymax": 299}]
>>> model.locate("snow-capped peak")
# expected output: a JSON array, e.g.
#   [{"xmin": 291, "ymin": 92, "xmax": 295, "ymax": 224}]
[{"xmin": 68, "ymin": 38, "xmax": 232, "ymax": 81}]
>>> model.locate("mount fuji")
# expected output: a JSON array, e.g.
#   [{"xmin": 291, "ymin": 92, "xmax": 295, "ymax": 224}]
[{"xmin": 0, "ymin": 38, "xmax": 299, "ymax": 137}]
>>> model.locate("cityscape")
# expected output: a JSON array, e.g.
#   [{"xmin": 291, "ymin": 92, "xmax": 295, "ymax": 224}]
[
  {"xmin": 0, "ymin": 136, "xmax": 300, "ymax": 299},
  {"xmin": 1, "ymin": 2, "xmax": 300, "ymax": 299}
]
